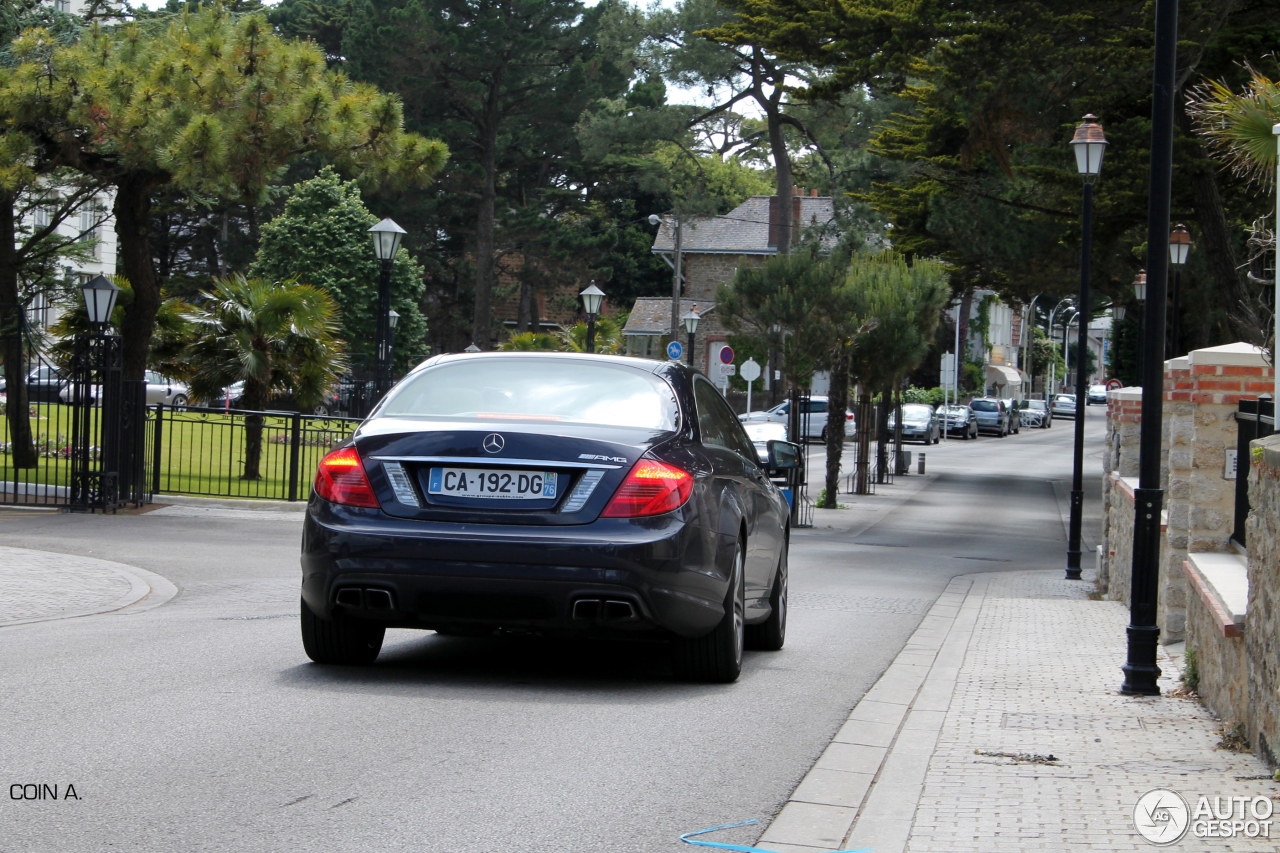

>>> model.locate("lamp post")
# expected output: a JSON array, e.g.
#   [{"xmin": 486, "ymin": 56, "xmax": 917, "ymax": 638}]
[
  {"xmin": 1168, "ymin": 225, "xmax": 1191, "ymax": 358},
  {"xmin": 387, "ymin": 309, "xmax": 399, "ymax": 378},
  {"xmin": 1132, "ymin": 270, "xmax": 1148, "ymax": 384},
  {"xmin": 682, "ymin": 308, "xmax": 700, "ymax": 369},
  {"xmin": 70, "ymin": 275, "xmax": 122, "ymax": 512},
  {"xmin": 1122, "ymin": 0, "xmax": 1180, "ymax": 697},
  {"xmin": 1064, "ymin": 311, "xmax": 1080, "ymax": 390},
  {"xmin": 1065, "ymin": 113, "xmax": 1107, "ymax": 581},
  {"xmin": 1047, "ymin": 298, "xmax": 1073, "ymax": 396},
  {"xmin": 368, "ymin": 217, "xmax": 406, "ymax": 398},
  {"xmin": 580, "ymin": 282, "xmax": 605, "ymax": 353},
  {"xmin": 1022, "ymin": 295, "xmax": 1041, "ymax": 397}
]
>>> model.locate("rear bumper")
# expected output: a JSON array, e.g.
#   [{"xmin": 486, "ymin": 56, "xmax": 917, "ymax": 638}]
[{"xmin": 300, "ymin": 501, "xmax": 729, "ymax": 639}]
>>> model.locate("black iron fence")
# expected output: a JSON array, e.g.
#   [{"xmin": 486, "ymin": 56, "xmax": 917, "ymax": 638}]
[
  {"xmin": 1233, "ymin": 397, "xmax": 1274, "ymax": 547},
  {"xmin": 149, "ymin": 405, "xmax": 361, "ymax": 501}
]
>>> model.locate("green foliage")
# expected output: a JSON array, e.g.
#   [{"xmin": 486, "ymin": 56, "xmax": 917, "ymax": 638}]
[
  {"xmin": 1189, "ymin": 69, "xmax": 1280, "ymax": 186},
  {"xmin": 557, "ymin": 317, "xmax": 624, "ymax": 354},
  {"xmin": 251, "ymin": 168, "xmax": 427, "ymax": 371},
  {"xmin": 903, "ymin": 386, "xmax": 947, "ymax": 407},
  {"xmin": 1183, "ymin": 648, "xmax": 1200, "ymax": 694},
  {"xmin": 183, "ymin": 274, "xmax": 346, "ymax": 411},
  {"xmin": 498, "ymin": 332, "xmax": 563, "ymax": 352},
  {"xmin": 847, "ymin": 253, "xmax": 951, "ymax": 391}
]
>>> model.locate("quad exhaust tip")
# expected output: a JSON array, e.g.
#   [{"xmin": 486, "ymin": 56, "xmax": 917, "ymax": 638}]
[
  {"xmin": 572, "ymin": 598, "xmax": 637, "ymax": 621},
  {"xmin": 335, "ymin": 587, "xmax": 396, "ymax": 611}
]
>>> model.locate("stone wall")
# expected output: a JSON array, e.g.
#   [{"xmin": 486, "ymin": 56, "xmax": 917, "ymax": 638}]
[
  {"xmin": 1247, "ymin": 434, "xmax": 1280, "ymax": 766},
  {"xmin": 1184, "ymin": 556, "xmax": 1248, "ymax": 728},
  {"xmin": 1101, "ymin": 388, "xmax": 1142, "ymax": 603}
]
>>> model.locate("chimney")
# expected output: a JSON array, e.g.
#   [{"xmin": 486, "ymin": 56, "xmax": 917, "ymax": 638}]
[
  {"xmin": 810, "ymin": 188, "xmax": 818, "ymax": 197},
  {"xmin": 792, "ymin": 186, "xmax": 801, "ymax": 195}
]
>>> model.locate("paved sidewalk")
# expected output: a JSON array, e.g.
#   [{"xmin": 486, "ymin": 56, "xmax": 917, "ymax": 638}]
[
  {"xmin": 0, "ymin": 545, "xmax": 177, "ymax": 627},
  {"xmin": 760, "ymin": 569, "xmax": 1279, "ymax": 852}
]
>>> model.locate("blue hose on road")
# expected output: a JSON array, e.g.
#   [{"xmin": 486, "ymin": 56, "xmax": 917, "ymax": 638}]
[{"xmin": 680, "ymin": 819, "xmax": 872, "ymax": 853}]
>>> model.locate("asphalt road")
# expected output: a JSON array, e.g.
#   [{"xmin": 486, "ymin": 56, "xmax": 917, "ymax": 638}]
[{"xmin": 0, "ymin": 405, "xmax": 1106, "ymax": 852}]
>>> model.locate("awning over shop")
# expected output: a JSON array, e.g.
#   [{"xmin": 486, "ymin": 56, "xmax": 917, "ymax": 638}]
[{"xmin": 986, "ymin": 364, "xmax": 1022, "ymax": 388}]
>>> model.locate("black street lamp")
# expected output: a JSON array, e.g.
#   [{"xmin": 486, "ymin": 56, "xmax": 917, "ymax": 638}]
[
  {"xmin": 580, "ymin": 282, "xmax": 605, "ymax": 353},
  {"xmin": 1133, "ymin": 270, "xmax": 1147, "ymax": 383},
  {"xmin": 1122, "ymin": 0, "xmax": 1180, "ymax": 697},
  {"xmin": 387, "ymin": 309, "xmax": 399, "ymax": 378},
  {"xmin": 1065, "ymin": 113, "xmax": 1107, "ymax": 580},
  {"xmin": 682, "ymin": 307, "xmax": 700, "ymax": 369},
  {"xmin": 368, "ymin": 217, "xmax": 406, "ymax": 398},
  {"xmin": 1168, "ymin": 225, "xmax": 1191, "ymax": 358},
  {"xmin": 69, "ymin": 275, "xmax": 124, "ymax": 513}
]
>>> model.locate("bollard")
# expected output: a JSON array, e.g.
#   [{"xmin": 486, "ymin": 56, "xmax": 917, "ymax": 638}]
[{"xmin": 918, "ymin": 453, "xmax": 926, "ymax": 475}]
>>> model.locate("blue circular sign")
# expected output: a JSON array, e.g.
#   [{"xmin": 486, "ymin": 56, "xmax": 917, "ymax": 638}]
[{"xmin": 666, "ymin": 340, "xmax": 683, "ymax": 360}]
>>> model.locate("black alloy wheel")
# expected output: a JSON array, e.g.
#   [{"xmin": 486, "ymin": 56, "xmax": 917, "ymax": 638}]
[
  {"xmin": 300, "ymin": 597, "xmax": 385, "ymax": 665},
  {"xmin": 673, "ymin": 538, "xmax": 746, "ymax": 683},
  {"xmin": 746, "ymin": 544, "xmax": 787, "ymax": 651}
]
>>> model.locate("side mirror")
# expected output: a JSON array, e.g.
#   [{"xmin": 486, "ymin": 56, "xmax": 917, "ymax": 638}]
[{"xmin": 767, "ymin": 440, "xmax": 802, "ymax": 470}]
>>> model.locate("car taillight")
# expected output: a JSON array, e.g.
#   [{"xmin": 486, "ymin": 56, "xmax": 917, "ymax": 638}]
[
  {"xmin": 314, "ymin": 446, "xmax": 379, "ymax": 508},
  {"xmin": 601, "ymin": 458, "xmax": 694, "ymax": 518},
  {"xmin": 846, "ymin": 413, "xmax": 854, "ymax": 420}
]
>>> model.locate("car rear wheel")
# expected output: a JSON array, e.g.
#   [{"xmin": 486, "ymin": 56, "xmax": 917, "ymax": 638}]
[
  {"xmin": 746, "ymin": 544, "xmax": 787, "ymax": 652},
  {"xmin": 673, "ymin": 539, "xmax": 745, "ymax": 683},
  {"xmin": 300, "ymin": 597, "xmax": 384, "ymax": 665},
  {"xmin": 170, "ymin": 394, "xmax": 188, "ymax": 409}
]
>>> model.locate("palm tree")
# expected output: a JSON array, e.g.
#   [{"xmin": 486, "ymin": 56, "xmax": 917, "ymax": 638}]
[
  {"xmin": 557, "ymin": 317, "xmax": 623, "ymax": 354},
  {"xmin": 498, "ymin": 331, "xmax": 563, "ymax": 351},
  {"xmin": 1188, "ymin": 69, "xmax": 1280, "ymax": 184},
  {"xmin": 183, "ymin": 275, "xmax": 345, "ymax": 481}
]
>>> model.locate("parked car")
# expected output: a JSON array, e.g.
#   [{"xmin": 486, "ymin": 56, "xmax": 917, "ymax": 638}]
[
  {"xmin": 300, "ymin": 352, "xmax": 800, "ymax": 683},
  {"xmin": 61, "ymin": 371, "xmax": 188, "ymax": 407},
  {"xmin": 740, "ymin": 395, "xmax": 855, "ymax": 441},
  {"xmin": 202, "ymin": 380, "xmax": 344, "ymax": 416},
  {"xmin": 1020, "ymin": 399, "xmax": 1051, "ymax": 429},
  {"xmin": 942, "ymin": 405, "xmax": 979, "ymax": 439},
  {"xmin": 887, "ymin": 403, "xmax": 940, "ymax": 444},
  {"xmin": 0, "ymin": 364, "xmax": 65, "ymax": 403},
  {"xmin": 1000, "ymin": 399, "xmax": 1021, "ymax": 435},
  {"xmin": 1051, "ymin": 394, "xmax": 1078, "ymax": 419},
  {"xmin": 743, "ymin": 421, "xmax": 790, "ymax": 465},
  {"xmin": 1087, "ymin": 384, "xmax": 1108, "ymax": 405},
  {"xmin": 969, "ymin": 398, "xmax": 1010, "ymax": 437}
]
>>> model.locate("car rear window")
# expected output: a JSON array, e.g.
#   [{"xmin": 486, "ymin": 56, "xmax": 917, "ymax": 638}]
[
  {"xmin": 377, "ymin": 359, "xmax": 680, "ymax": 430},
  {"xmin": 970, "ymin": 400, "xmax": 997, "ymax": 412}
]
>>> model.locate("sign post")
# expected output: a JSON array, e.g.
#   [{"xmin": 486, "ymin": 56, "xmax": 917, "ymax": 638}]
[
  {"xmin": 940, "ymin": 352, "xmax": 956, "ymax": 441},
  {"xmin": 741, "ymin": 358, "xmax": 761, "ymax": 413}
]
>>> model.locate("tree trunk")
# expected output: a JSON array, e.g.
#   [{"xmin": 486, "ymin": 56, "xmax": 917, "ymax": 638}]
[
  {"xmin": 472, "ymin": 122, "xmax": 498, "ymax": 350},
  {"xmin": 876, "ymin": 384, "xmax": 891, "ymax": 484},
  {"xmin": 517, "ymin": 274, "xmax": 535, "ymax": 333},
  {"xmin": 239, "ymin": 373, "xmax": 270, "ymax": 481},
  {"xmin": 767, "ymin": 105, "xmax": 794, "ymax": 255},
  {"xmin": 114, "ymin": 172, "xmax": 163, "ymax": 380},
  {"xmin": 822, "ymin": 346, "xmax": 849, "ymax": 507},
  {"xmin": 855, "ymin": 389, "xmax": 872, "ymax": 495},
  {"xmin": 0, "ymin": 192, "xmax": 36, "ymax": 468},
  {"xmin": 893, "ymin": 385, "xmax": 906, "ymax": 475}
]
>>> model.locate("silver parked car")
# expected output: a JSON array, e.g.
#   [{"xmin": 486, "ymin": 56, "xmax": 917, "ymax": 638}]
[
  {"xmin": 887, "ymin": 403, "xmax": 940, "ymax": 444},
  {"xmin": 969, "ymin": 398, "xmax": 1010, "ymax": 437},
  {"xmin": 1050, "ymin": 394, "xmax": 1077, "ymax": 419},
  {"xmin": 1020, "ymin": 399, "xmax": 1051, "ymax": 429},
  {"xmin": 61, "ymin": 370, "xmax": 189, "ymax": 407}
]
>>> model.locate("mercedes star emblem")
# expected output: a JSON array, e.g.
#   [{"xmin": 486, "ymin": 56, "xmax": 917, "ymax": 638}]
[{"xmin": 482, "ymin": 433, "xmax": 505, "ymax": 454}]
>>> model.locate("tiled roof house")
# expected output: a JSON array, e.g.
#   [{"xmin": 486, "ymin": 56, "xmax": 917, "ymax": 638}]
[{"xmin": 624, "ymin": 191, "xmax": 836, "ymax": 374}]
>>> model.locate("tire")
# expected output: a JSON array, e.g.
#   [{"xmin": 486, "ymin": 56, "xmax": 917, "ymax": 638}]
[
  {"xmin": 300, "ymin": 597, "xmax": 384, "ymax": 665},
  {"xmin": 962, "ymin": 427, "xmax": 971, "ymax": 440},
  {"xmin": 313, "ymin": 404, "xmax": 331, "ymax": 416},
  {"xmin": 170, "ymin": 394, "xmax": 188, "ymax": 408},
  {"xmin": 820, "ymin": 426, "xmax": 828, "ymax": 442},
  {"xmin": 746, "ymin": 542, "xmax": 787, "ymax": 652},
  {"xmin": 673, "ymin": 538, "xmax": 745, "ymax": 683}
]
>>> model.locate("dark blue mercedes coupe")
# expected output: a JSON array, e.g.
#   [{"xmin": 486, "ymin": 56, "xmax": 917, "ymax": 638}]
[{"xmin": 299, "ymin": 352, "xmax": 799, "ymax": 682}]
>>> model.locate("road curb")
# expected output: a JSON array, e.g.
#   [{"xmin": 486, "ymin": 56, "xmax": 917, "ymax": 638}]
[
  {"xmin": 758, "ymin": 572, "xmax": 987, "ymax": 852},
  {"xmin": 152, "ymin": 494, "xmax": 307, "ymax": 513},
  {"xmin": 0, "ymin": 546, "xmax": 180, "ymax": 628}
]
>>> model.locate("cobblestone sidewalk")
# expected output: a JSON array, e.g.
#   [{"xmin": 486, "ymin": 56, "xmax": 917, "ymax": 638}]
[
  {"xmin": 760, "ymin": 570, "xmax": 1279, "ymax": 853},
  {"xmin": 0, "ymin": 545, "xmax": 176, "ymax": 627}
]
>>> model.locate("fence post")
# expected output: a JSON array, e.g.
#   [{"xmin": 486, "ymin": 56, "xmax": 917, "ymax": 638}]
[
  {"xmin": 152, "ymin": 403, "xmax": 164, "ymax": 496},
  {"xmin": 288, "ymin": 411, "xmax": 303, "ymax": 501}
]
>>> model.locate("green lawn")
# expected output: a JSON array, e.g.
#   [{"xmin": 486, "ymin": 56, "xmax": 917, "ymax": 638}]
[{"xmin": 0, "ymin": 403, "xmax": 358, "ymax": 502}]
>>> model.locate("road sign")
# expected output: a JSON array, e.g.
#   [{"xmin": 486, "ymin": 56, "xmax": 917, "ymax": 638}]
[
  {"xmin": 740, "ymin": 358, "xmax": 761, "ymax": 383},
  {"xmin": 940, "ymin": 353, "xmax": 957, "ymax": 390},
  {"xmin": 717, "ymin": 364, "xmax": 736, "ymax": 376},
  {"xmin": 666, "ymin": 340, "xmax": 683, "ymax": 360},
  {"xmin": 719, "ymin": 345, "xmax": 735, "ymax": 365},
  {"xmin": 1106, "ymin": 378, "xmax": 1122, "ymax": 391}
]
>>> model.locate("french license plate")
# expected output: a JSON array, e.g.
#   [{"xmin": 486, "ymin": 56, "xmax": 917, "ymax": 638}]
[{"xmin": 427, "ymin": 468, "xmax": 557, "ymax": 500}]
